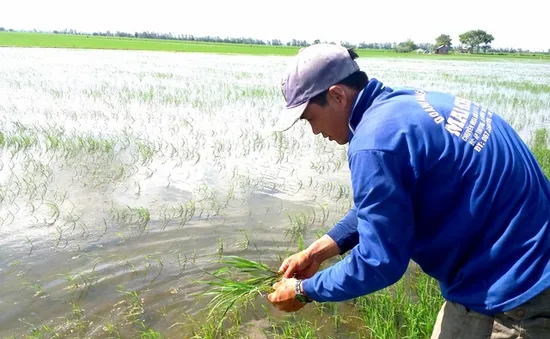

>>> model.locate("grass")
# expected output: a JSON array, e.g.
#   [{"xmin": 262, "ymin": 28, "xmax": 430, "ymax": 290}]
[
  {"xmin": 194, "ymin": 255, "xmax": 281, "ymax": 336},
  {"xmin": 352, "ymin": 267, "xmax": 443, "ymax": 338},
  {"xmin": 2, "ymin": 32, "xmax": 550, "ymax": 61},
  {"xmin": 0, "ymin": 32, "xmax": 303, "ymax": 56},
  {"xmin": 532, "ymin": 128, "xmax": 550, "ymax": 178}
]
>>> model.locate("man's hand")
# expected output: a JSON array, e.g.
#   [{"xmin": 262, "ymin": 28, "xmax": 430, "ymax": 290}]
[
  {"xmin": 267, "ymin": 278, "xmax": 307, "ymax": 312},
  {"xmin": 279, "ymin": 250, "xmax": 321, "ymax": 279},
  {"xmin": 279, "ymin": 235, "xmax": 341, "ymax": 278}
]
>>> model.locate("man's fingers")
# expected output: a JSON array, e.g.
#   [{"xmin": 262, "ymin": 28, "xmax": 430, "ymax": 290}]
[
  {"xmin": 284, "ymin": 262, "xmax": 297, "ymax": 278},
  {"xmin": 272, "ymin": 278, "xmax": 286, "ymax": 290},
  {"xmin": 267, "ymin": 291, "xmax": 283, "ymax": 306},
  {"xmin": 278, "ymin": 259, "xmax": 289, "ymax": 273},
  {"xmin": 283, "ymin": 302, "xmax": 305, "ymax": 313}
]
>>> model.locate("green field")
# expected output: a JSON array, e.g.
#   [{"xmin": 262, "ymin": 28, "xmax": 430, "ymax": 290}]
[{"xmin": 1, "ymin": 31, "xmax": 549, "ymax": 61}]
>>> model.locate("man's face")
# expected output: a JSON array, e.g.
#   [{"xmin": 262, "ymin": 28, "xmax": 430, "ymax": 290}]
[{"xmin": 300, "ymin": 86, "xmax": 353, "ymax": 145}]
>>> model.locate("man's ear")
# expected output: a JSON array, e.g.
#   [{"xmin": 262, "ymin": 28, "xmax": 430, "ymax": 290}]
[{"xmin": 327, "ymin": 85, "xmax": 346, "ymax": 105}]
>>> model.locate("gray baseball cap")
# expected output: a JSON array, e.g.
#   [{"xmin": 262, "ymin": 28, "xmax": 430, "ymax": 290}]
[{"xmin": 273, "ymin": 43, "xmax": 360, "ymax": 132}]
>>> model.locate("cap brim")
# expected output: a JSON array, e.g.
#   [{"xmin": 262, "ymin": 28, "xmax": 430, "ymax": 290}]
[{"xmin": 271, "ymin": 101, "xmax": 308, "ymax": 132}]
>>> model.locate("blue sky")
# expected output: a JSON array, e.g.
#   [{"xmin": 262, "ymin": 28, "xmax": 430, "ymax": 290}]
[{"xmin": 2, "ymin": 0, "xmax": 548, "ymax": 51}]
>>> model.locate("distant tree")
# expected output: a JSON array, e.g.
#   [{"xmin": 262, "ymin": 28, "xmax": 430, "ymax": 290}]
[
  {"xmin": 0, "ymin": 27, "xmax": 5, "ymax": 31},
  {"xmin": 416, "ymin": 42, "xmax": 432, "ymax": 51},
  {"xmin": 395, "ymin": 39, "xmax": 416, "ymax": 53},
  {"xmin": 7, "ymin": 27, "xmax": 517, "ymax": 53},
  {"xmin": 435, "ymin": 34, "xmax": 452, "ymax": 47},
  {"xmin": 459, "ymin": 29, "xmax": 494, "ymax": 53},
  {"xmin": 288, "ymin": 39, "xmax": 308, "ymax": 47},
  {"xmin": 485, "ymin": 39, "xmax": 495, "ymax": 52},
  {"xmin": 479, "ymin": 32, "xmax": 494, "ymax": 53},
  {"xmin": 340, "ymin": 41, "xmax": 355, "ymax": 48}
]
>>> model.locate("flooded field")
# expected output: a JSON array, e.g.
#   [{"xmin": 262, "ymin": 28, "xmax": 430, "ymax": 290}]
[{"xmin": 0, "ymin": 48, "xmax": 549, "ymax": 338}]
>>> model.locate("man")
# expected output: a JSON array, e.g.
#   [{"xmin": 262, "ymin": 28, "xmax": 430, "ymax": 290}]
[{"xmin": 266, "ymin": 43, "xmax": 550, "ymax": 338}]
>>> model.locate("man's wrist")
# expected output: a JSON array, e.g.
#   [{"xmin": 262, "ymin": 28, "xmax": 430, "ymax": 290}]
[
  {"xmin": 306, "ymin": 235, "xmax": 341, "ymax": 263},
  {"xmin": 299, "ymin": 281, "xmax": 307, "ymax": 296},
  {"xmin": 299, "ymin": 280, "xmax": 313, "ymax": 302}
]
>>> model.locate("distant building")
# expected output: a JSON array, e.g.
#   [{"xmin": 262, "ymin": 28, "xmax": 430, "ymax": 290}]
[{"xmin": 435, "ymin": 45, "xmax": 450, "ymax": 54}]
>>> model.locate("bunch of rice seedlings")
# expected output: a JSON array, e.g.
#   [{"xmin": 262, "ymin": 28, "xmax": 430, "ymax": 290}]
[{"xmin": 196, "ymin": 255, "xmax": 281, "ymax": 332}]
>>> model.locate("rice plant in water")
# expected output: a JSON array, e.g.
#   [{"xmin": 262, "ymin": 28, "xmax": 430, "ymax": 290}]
[
  {"xmin": 532, "ymin": 128, "xmax": 550, "ymax": 178},
  {"xmin": 197, "ymin": 255, "xmax": 280, "ymax": 334}
]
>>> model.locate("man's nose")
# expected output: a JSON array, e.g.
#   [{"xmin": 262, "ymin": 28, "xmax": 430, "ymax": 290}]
[{"xmin": 311, "ymin": 124, "xmax": 320, "ymax": 135}]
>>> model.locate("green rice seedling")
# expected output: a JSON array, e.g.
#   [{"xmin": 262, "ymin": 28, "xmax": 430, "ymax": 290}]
[
  {"xmin": 350, "ymin": 265, "xmax": 443, "ymax": 339},
  {"xmin": 217, "ymin": 236, "xmax": 224, "ymax": 257},
  {"xmin": 196, "ymin": 255, "xmax": 281, "ymax": 335},
  {"xmin": 116, "ymin": 286, "xmax": 146, "ymax": 325},
  {"xmin": 316, "ymin": 203, "xmax": 330, "ymax": 229},
  {"xmin": 102, "ymin": 322, "xmax": 121, "ymax": 338},
  {"xmin": 7, "ymin": 260, "xmax": 22, "ymax": 274},
  {"xmin": 531, "ymin": 128, "xmax": 550, "ymax": 178},
  {"xmin": 192, "ymin": 249, "xmax": 197, "ymax": 264},
  {"xmin": 69, "ymin": 300, "xmax": 90, "ymax": 335},
  {"xmin": 21, "ymin": 281, "xmax": 45, "ymax": 298},
  {"xmin": 55, "ymin": 226, "xmax": 66, "ymax": 248},
  {"xmin": 136, "ymin": 207, "xmax": 150, "ymax": 235},
  {"xmin": 139, "ymin": 328, "xmax": 164, "ymax": 339},
  {"xmin": 296, "ymin": 233, "xmax": 305, "ymax": 251},
  {"xmin": 237, "ymin": 229, "xmax": 250, "ymax": 250},
  {"xmin": 174, "ymin": 251, "xmax": 188, "ymax": 273},
  {"xmin": 286, "ymin": 212, "xmax": 313, "ymax": 241},
  {"xmin": 273, "ymin": 314, "xmax": 321, "ymax": 339},
  {"xmin": 45, "ymin": 200, "xmax": 60, "ymax": 225},
  {"xmin": 27, "ymin": 325, "xmax": 60, "ymax": 339},
  {"xmin": 410, "ymin": 269, "xmax": 444, "ymax": 336},
  {"xmin": 171, "ymin": 313, "xmax": 218, "ymax": 339},
  {"xmin": 26, "ymin": 236, "xmax": 34, "ymax": 256}
]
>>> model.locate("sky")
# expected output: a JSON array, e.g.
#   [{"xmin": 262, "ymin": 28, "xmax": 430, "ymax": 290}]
[{"xmin": 1, "ymin": 0, "xmax": 548, "ymax": 52}]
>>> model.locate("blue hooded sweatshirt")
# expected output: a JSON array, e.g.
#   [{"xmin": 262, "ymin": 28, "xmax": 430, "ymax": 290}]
[{"xmin": 301, "ymin": 78, "xmax": 550, "ymax": 315}]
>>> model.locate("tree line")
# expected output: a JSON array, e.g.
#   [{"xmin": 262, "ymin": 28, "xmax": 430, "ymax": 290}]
[
  {"xmin": 1, "ymin": 27, "xmax": 547, "ymax": 54},
  {"xmin": 379, "ymin": 30, "xmax": 545, "ymax": 54}
]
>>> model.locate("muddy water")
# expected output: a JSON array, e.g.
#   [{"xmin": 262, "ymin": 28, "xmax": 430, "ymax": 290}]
[{"xmin": 0, "ymin": 48, "xmax": 549, "ymax": 337}]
